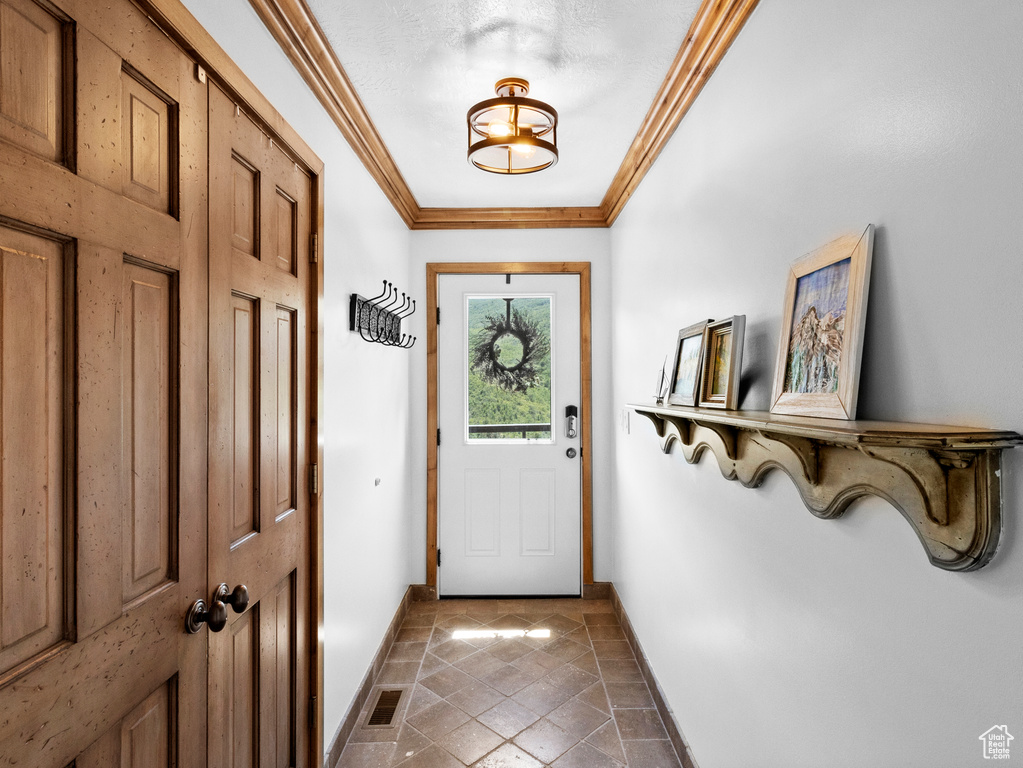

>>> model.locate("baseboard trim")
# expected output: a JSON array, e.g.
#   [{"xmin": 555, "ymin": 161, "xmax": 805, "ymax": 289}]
[
  {"xmin": 324, "ymin": 585, "xmax": 417, "ymax": 767},
  {"xmin": 582, "ymin": 581, "xmax": 611, "ymax": 599},
  {"xmin": 410, "ymin": 583, "xmax": 437, "ymax": 601},
  {"xmin": 609, "ymin": 584, "xmax": 699, "ymax": 768}
]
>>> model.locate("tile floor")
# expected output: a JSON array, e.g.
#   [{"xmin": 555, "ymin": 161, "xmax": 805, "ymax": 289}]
[{"xmin": 336, "ymin": 599, "xmax": 683, "ymax": 768}]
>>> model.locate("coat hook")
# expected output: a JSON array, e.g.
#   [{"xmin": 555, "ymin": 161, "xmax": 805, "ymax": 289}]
[
  {"xmin": 356, "ymin": 280, "xmax": 390, "ymax": 343},
  {"xmin": 371, "ymin": 285, "xmax": 400, "ymax": 343},
  {"xmin": 349, "ymin": 280, "xmax": 417, "ymax": 350}
]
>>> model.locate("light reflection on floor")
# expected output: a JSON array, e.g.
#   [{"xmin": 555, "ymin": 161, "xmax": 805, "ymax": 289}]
[{"xmin": 452, "ymin": 628, "xmax": 552, "ymax": 640}]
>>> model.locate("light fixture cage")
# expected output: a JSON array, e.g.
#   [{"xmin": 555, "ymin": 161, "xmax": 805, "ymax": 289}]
[{"xmin": 467, "ymin": 77, "xmax": 558, "ymax": 174}]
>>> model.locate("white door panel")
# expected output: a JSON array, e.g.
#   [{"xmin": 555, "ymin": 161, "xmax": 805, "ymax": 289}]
[{"xmin": 438, "ymin": 273, "xmax": 581, "ymax": 596}]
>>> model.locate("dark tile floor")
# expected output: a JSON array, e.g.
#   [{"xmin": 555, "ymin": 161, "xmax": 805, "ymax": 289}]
[{"xmin": 336, "ymin": 599, "xmax": 683, "ymax": 768}]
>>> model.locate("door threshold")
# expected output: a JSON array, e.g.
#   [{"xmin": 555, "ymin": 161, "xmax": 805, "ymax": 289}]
[{"xmin": 439, "ymin": 593, "xmax": 581, "ymax": 600}]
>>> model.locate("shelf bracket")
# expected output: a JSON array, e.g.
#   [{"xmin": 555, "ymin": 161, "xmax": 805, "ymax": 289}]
[{"xmin": 632, "ymin": 404, "xmax": 1020, "ymax": 572}]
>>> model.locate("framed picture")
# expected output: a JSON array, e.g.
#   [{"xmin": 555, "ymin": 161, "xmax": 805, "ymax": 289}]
[
  {"xmin": 668, "ymin": 320, "xmax": 712, "ymax": 406},
  {"xmin": 770, "ymin": 225, "xmax": 874, "ymax": 419},
  {"xmin": 698, "ymin": 315, "xmax": 746, "ymax": 409}
]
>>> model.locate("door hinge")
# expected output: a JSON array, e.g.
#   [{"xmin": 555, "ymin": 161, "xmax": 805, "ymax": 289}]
[
  {"xmin": 437, "ymin": 428, "xmax": 441, "ymax": 446},
  {"xmin": 308, "ymin": 695, "xmax": 317, "ymax": 729},
  {"xmin": 309, "ymin": 463, "xmax": 319, "ymax": 495},
  {"xmin": 310, "ymin": 233, "xmax": 318, "ymax": 263},
  {"xmin": 436, "ymin": 307, "xmax": 440, "ymax": 325},
  {"xmin": 437, "ymin": 549, "xmax": 441, "ymax": 568}
]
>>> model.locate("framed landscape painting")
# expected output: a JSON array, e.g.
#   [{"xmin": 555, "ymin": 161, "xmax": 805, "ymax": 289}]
[
  {"xmin": 698, "ymin": 315, "xmax": 745, "ymax": 410},
  {"xmin": 770, "ymin": 226, "xmax": 874, "ymax": 419},
  {"xmin": 669, "ymin": 320, "xmax": 711, "ymax": 407}
]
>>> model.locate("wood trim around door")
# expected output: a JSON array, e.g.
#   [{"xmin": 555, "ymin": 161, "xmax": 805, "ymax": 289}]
[
  {"xmin": 426, "ymin": 262, "xmax": 594, "ymax": 590},
  {"xmin": 310, "ymin": 166, "xmax": 326, "ymax": 767}
]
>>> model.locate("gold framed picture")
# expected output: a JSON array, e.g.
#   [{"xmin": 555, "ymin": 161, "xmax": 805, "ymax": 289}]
[
  {"xmin": 770, "ymin": 225, "xmax": 874, "ymax": 420},
  {"xmin": 698, "ymin": 315, "xmax": 745, "ymax": 409}
]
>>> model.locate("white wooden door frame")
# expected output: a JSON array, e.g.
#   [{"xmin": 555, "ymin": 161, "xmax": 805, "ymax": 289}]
[{"xmin": 426, "ymin": 262, "xmax": 593, "ymax": 591}]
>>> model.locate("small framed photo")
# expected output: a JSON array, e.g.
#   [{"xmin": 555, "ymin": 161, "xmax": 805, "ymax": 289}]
[
  {"xmin": 698, "ymin": 315, "xmax": 745, "ymax": 409},
  {"xmin": 668, "ymin": 320, "xmax": 712, "ymax": 407},
  {"xmin": 770, "ymin": 225, "xmax": 874, "ymax": 419}
]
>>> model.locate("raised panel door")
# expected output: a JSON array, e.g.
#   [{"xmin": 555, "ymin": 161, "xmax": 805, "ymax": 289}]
[
  {"xmin": 0, "ymin": 0, "xmax": 208, "ymax": 765},
  {"xmin": 208, "ymin": 82, "xmax": 313, "ymax": 768}
]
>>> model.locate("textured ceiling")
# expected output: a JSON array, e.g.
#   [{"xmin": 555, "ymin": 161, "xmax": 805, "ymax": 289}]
[{"xmin": 304, "ymin": 0, "xmax": 702, "ymax": 208}]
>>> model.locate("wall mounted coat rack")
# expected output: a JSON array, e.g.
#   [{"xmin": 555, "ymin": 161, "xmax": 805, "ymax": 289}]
[{"xmin": 349, "ymin": 281, "xmax": 417, "ymax": 348}]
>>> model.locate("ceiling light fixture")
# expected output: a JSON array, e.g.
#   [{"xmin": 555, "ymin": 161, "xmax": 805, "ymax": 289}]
[{"xmin": 467, "ymin": 77, "xmax": 558, "ymax": 174}]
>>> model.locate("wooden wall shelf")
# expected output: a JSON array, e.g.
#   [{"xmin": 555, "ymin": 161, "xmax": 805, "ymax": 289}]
[{"xmin": 630, "ymin": 403, "xmax": 1023, "ymax": 572}]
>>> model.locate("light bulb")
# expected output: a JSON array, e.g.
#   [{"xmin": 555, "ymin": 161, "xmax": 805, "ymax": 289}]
[
  {"xmin": 487, "ymin": 120, "xmax": 513, "ymax": 138},
  {"xmin": 511, "ymin": 143, "xmax": 536, "ymax": 159}
]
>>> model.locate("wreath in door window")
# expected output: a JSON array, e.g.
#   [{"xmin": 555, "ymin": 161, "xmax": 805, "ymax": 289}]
[{"xmin": 470, "ymin": 298, "xmax": 550, "ymax": 393}]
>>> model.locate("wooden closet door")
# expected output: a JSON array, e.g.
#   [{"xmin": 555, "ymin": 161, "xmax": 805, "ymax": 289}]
[
  {"xmin": 207, "ymin": 82, "xmax": 313, "ymax": 768},
  {"xmin": 0, "ymin": 0, "xmax": 208, "ymax": 766}
]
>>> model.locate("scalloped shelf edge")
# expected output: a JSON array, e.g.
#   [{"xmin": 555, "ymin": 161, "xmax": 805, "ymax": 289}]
[{"xmin": 631, "ymin": 403, "xmax": 1023, "ymax": 572}]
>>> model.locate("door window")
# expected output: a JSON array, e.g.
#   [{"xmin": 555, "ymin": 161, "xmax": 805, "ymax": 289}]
[{"xmin": 465, "ymin": 295, "xmax": 553, "ymax": 442}]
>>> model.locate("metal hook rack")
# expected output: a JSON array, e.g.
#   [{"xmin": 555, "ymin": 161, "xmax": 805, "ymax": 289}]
[{"xmin": 349, "ymin": 280, "xmax": 417, "ymax": 348}]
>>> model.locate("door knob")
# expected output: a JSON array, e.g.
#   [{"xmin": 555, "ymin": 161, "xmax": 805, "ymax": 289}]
[
  {"xmin": 214, "ymin": 583, "xmax": 249, "ymax": 613},
  {"xmin": 184, "ymin": 583, "xmax": 249, "ymax": 634},
  {"xmin": 566, "ymin": 447, "xmax": 577, "ymax": 459},
  {"xmin": 185, "ymin": 597, "xmax": 228, "ymax": 634}
]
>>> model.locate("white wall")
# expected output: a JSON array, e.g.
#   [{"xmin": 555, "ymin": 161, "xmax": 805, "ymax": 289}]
[
  {"xmin": 409, "ymin": 230, "xmax": 615, "ymax": 584},
  {"xmin": 178, "ymin": 1, "xmax": 415, "ymax": 755},
  {"xmin": 610, "ymin": 1, "xmax": 1023, "ymax": 767}
]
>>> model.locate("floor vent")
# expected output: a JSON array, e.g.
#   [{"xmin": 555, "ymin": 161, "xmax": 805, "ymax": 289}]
[{"xmin": 366, "ymin": 689, "xmax": 403, "ymax": 727}]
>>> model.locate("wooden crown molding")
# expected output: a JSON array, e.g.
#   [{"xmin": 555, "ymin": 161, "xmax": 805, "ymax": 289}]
[
  {"xmin": 247, "ymin": 0, "xmax": 419, "ymax": 226},
  {"xmin": 600, "ymin": 0, "xmax": 760, "ymax": 226},
  {"xmin": 413, "ymin": 206, "xmax": 606, "ymax": 231},
  {"xmin": 248, "ymin": 0, "xmax": 759, "ymax": 230}
]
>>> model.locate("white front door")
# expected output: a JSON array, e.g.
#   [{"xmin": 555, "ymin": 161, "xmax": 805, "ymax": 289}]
[{"xmin": 438, "ymin": 273, "xmax": 582, "ymax": 596}]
